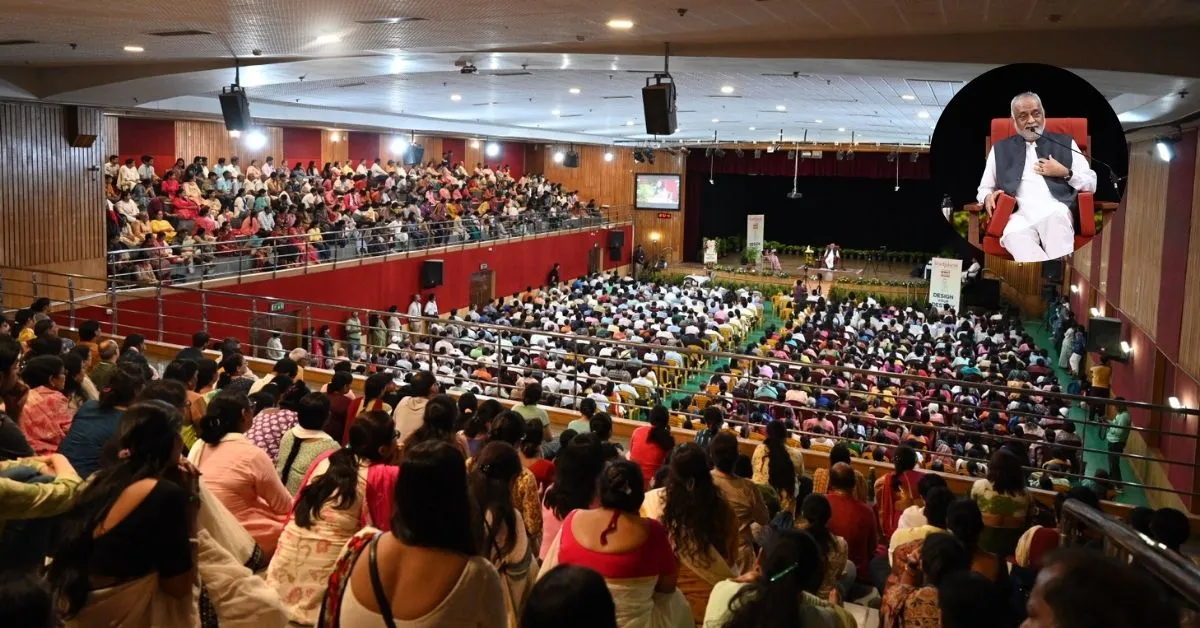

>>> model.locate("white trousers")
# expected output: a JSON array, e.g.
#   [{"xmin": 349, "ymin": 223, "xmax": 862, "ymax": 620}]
[{"xmin": 1000, "ymin": 200, "xmax": 1075, "ymax": 262}]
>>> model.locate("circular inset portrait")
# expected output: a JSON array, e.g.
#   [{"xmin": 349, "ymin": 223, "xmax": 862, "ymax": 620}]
[{"xmin": 931, "ymin": 63, "xmax": 1127, "ymax": 263}]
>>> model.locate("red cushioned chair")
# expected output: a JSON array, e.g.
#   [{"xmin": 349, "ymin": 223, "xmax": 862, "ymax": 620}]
[{"xmin": 965, "ymin": 118, "xmax": 1099, "ymax": 259}]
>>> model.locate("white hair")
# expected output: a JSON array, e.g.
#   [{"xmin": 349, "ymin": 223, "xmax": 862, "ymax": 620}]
[{"xmin": 1010, "ymin": 91, "xmax": 1044, "ymax": 119}]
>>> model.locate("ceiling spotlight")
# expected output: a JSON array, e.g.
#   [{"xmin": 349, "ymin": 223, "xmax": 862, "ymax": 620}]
[
  {"xmin": 754, "ymin": 149, "xmax": 762, "ymax": 158},
  {"xmin": 389, "ymin": 137, "xmax": 408, "ymax": 154},
  {"xmin": 1169, "ymin": 396, "xmax": 1183, "ymax": 410},
  {"xmin": 607, "ymin": 18, "xmax": 634, "ymax": 29},
  {"xmin": 551, "ymin": 109, "xmax": 561, "ymax": 116},
  {"xmin": 568, "ymin": 87, "xmax": 581, "ymax": 94},
  {"xmin": 314, "ymin": 34, "xmax": 341, "ymax": 45},
  {"xmin": 228, "ymin": 129, "xmax": 242, "ymax": 139},
  {"xmin": 1156, "ymin": 137, "xmax": 1177, "ymax": 162},
  {"xmin": 836, "ymin": 150, "xmax": 845, "ymax": 161},
  {"xmin": 632, "ymin": 149, "xmax": 644, "ymax": 163},
  {"xmin": 123, "ymin": 45, "xmax": 144, "ymax": 53},
  {"xmin": 917, "ymin": 111, "xmax": 930, "ymax": 119},
  {"xmin": 711, "ymin": 118, "xmax": 719, "ymax": 123},
  {"xmin": 814, "ymin": 119, "xmax": 822, "ymax": 124},
  {"xmin": 245, "ymin": 130, "xmax": 267, "ymax": 150},
  {"xmin": 901, "ymin": 94, "xmax": 916, "ymax": 101},
  {"xmin": 775, "ymin": 105, "xmax": 786, "ymax": 111},
  {"xmin": 765, "ymin": 145, "xmax": 777, "ymax": 154},
  {"xmin": 450, "ymin": 94, "xmax": 462, "ymax": 101},
  {"xmin": 485, "ymin": 142, "xmax": 500, "ymax": 158},
  {"xmin": 553, "ymin": 150, "xmax": 565, "ymax": 163},
  {"xmin": 603, "ymin": 151, "xmax": 614, "ymax": 162},
  {"xmin": 886, "ymin": 150, "xmax": 897, "ymax": 162},
  {"xmin": 720, "ymin": 85, "xmax": 734, "ymax": 94},
  {"xmin": 846, "ymin": 149, "xmax": 855, "ymax": 160},
  {"xmin": 625, "ymin": 120, "xmax": 635, "ymax": 126},
  {"xmin": 837, "ymin": 127, "xmax": 846, "ymax": 132},
  {"xmin": 748, "ymin": 126, "xmax": 756, "ymax": 131},
  {"xmin": 910, "ymin": 152, "xmax": 919, "ymax": 163}
]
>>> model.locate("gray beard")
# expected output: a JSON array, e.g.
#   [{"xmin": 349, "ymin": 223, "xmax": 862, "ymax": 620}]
[{"xmin": 1017, "ymin": 123, "xmax": 1044, "ymax": 142}]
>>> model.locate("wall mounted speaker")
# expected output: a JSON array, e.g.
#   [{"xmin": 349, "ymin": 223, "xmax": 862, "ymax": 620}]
[
  {"xmin": 1041, "ymin": 259, "xmax": 1064, "ymax": 283},
  {"xmin": 420, "ymin": 259, "xmax": 444, "ymax": 289},
  {"xmin": 63, "ymin": 105, "xmax": 97, "ymax": 148},
  {"xmin": 218, "ymin": 87, "xmax": 251, "ymax": 132},
  {"xmin": 1086, "ymin": 316, "xmax": 1122, "ymax": 356},
  {"xmin": 641, "ymin": 82, "xmax": 676, "ymax": 136},
  {"xmin": 563, "ymin": 151, "xmax": 580, "ymax": 168}
]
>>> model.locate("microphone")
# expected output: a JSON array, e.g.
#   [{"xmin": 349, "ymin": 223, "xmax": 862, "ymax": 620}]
[{"xmin": 1032, "ymin": 129, "xmax": 1124, "ymax": 194}]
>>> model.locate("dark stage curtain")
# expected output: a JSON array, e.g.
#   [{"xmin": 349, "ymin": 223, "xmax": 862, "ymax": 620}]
[
  {"xmin": 687, "ymin": 149, "xmax": 931, "ymax": 179},
  {"xmin": 689, "ymin": 173, "xmax": 963, "ymax": 260}
]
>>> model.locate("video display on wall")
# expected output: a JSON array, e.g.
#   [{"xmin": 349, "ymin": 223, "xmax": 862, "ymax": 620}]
[{"xmin": 635, "ymin": 173, "xmax": 681, "ymax": 210}]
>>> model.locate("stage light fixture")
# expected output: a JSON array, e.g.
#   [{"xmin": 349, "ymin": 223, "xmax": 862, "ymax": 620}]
[
  {"xmin": 845, "ymin": 149, "xmax": 855, "ymax": 160},
  {"xmin": 735, "ymin": 149, "xmax": 744, "ymax": 158},
  {"xmin": 245, "ymin": 130, "xmax": 267, "ymax": 150},
  {"xmin": 754, "ymin": 149, "xmax": 762, "ymax": 159},
  {"xmin": 1121, "ymin": 340, "xmax": 1133, "ymax": 355},
  {"xmin": 552, "ymin": 150, "xmax": 565, "ymax": 164},
  {"xmin": 632, "ymin": 149, "xmax": 645, "ymax": 164},
  {"xmin": 886, "ymin": 150, "xmax": 897, "ymax": 162},
  {"xmin": 1169, "ymin": 396, "xmax": 1184, "ymax": 410},
  {"xmin": 714, "ymin": 149, "xmax": 725, "ymax": 158},
  {"xmin": 836, "ymin": 150, "xmax": 845, "ymax": 161},
  {"xmin": 646, "ymin": 150, "xmax": 655, "ymax": 164},
  {"xmin": 485, "ymin": 142, "xmax": 500, "ymax": 157},
  {"xmin": 1156, "ymin": 137, "xmax": 1177, "ymax": 162},
  {"xmin": 910, "ymin": 152, "xmax": 919, "ymax": 163},
  {"xmin": 389, "ymin": 136, "xmax": 408, "ymax": 154},
  {"xmin": 705, "ymin": 148, "xmax": 714, "ymax": 157}
]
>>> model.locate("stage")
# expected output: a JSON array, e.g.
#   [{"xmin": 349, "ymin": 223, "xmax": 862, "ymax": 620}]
[{"xmin": 673, "ymin": 253, "xmax": 927, "ymax": 289}]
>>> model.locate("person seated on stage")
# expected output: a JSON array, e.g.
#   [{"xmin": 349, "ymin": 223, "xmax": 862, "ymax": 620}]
[
  {"xmin": 976, "ymin": 91, "xmax": 1097, "ymax": 262},
  {"xmin": 822, "ymin": 243, "xmax": 841, "ymax": 270},
  {"xmin": 961, "ymin": 259, "xmax": 982, "ymax": 285}
]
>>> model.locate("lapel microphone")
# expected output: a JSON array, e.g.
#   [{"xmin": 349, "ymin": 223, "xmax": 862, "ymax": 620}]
[{"xmin": 1032, "ymin": 129, "xmax": 1125, "ymax": 194}]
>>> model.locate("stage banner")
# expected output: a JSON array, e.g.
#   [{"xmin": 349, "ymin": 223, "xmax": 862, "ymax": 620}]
[
  {"xmin": 703, "ymin": 238, "xmax": 718, "ymax": 264},
  {"xmin": 746, "ymin": 215, "xmax": 765, "ymax": 257},
  {"xmin": 928, "ymin": 257, "xmax": 963, "ymax": 311}
]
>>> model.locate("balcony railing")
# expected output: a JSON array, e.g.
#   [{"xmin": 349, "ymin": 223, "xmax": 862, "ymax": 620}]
[{"xmin": 106, "ymin": 205, "xmax": 629, "ymax": 287}]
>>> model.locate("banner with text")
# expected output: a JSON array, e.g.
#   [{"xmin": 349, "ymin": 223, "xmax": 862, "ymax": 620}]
[
  {"xmin": 746, "ymin": 215, "xmax": 765, "ymax": 257},
  {"xmin": 928, "ymin": 257, "xmax": 963, "ymax": 311}
]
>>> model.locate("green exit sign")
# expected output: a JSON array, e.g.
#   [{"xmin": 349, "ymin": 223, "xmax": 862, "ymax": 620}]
[{"xmin": 269, "ymin": 301, "xmax": 286, "ymax": 313}]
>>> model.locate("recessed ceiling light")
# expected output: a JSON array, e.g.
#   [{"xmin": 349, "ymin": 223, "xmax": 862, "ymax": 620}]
[
  {"xmin": 720, "ymin": 85, "xmax": 734, "ymax": 94},
  {"xmin": 314, "ymin": 34, "xmax": 340, "ymax": 45},
  {"xmin": 711, "ymin": 118, "xmax": 720, "ymax": 123},
  {"xmin": 551, "ymin": 109, "xmax": 561, "ymax": 116},
  {"xmin": 607, "ymin": 18, "xmax": 634, "ymax": 29},
  {"xmin": 450, "ymin": 94, "xmax": 462, "ymax": 101},
  {"xmin": 748, "ymin": 126, "xmax": 756, "ymax": 131},
  {"xmin": 123, "ymin": 45, "xmax": 144, "ymax": 53},
  {"xmin": 917, "ymin": 111, "xmax": 930, "ymax": 119},
  {"xmin": 815, "ymin": 119, "xmax": 822, "ymax": 123},
  {"xmin": 569, "ymin": 87, "xmax": 581, "ymax": 94},
  {"xmin": 775, "ymin": 105, "xmax": 786, "ymax": 111},
  {"xmin": 837, "ymin": 127, "xmax": 846, "ymax": 132},
  {"xmin": 626, "ymin": 120, "xmax": 635, "ymax": 126},
  {"xmin": 901, "ymin": 94, "xmax": 916, "ymax": 101}
]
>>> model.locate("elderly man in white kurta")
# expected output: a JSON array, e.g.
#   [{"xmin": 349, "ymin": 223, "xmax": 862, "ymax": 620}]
[{"xmin": 976, "ymin": 92, "xmax": 1097, "ymax": 262}]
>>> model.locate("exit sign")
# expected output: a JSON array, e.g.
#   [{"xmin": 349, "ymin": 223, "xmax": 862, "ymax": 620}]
[
  {"xmin": 657, "ymin": 212, "xmax": 672, "ymax": 219},
  {"xmin": 269, "ymin": 301, "xmax": 286, "ymax": 313}
]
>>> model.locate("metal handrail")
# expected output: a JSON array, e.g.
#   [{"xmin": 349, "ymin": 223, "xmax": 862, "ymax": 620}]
[
  {"xmin": 1061, "ymin": 499, "xmax": 1200, "ymax": 609},
  {"xmin": 107, "ymin": 206, "xmax": 627, "ymax": 286}
]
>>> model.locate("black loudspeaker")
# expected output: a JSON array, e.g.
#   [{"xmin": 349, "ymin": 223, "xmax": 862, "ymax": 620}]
[
  {"xmin": 420, "ymin": 259, "xmax": 444, "ymax": 289},
  {"xmin": 607, "ymin": 230, "xmax": 625, "ymax": 249},
  {"xmin": 1041, "ymin": 259, "xmax": 1064, "ymax": 283},
  {"xmin": 1041, "ymin": 284, "xmax": 1059, "ymax": 302},
  {"xmin": 563, "ymin": 151, "xmax": 580, "ymax": 168},
  {"xmin": 405, "ymin": 144, "xmax": 425, "ymax": 166},
  {"xmin": 609, "ymin": 247, "xmax": 622, "ymax": 262},
  {"xmin": 642, "ymin": 82, "xmax": 677, "ymax": 136},
  {"xmin": 962, "ymin": 278, "xmax": 1001, "ymax": 310},
  {"xmin": 218, "ymin": 87, "xmax": 252, "ymax": 132},
  {"xmin": 1086, "ymin": 316, "xmax": 1123, "ymax": 355},
  {"xmin": 63, "ymin": 105, "xmax": 97, "ymax": 148}
]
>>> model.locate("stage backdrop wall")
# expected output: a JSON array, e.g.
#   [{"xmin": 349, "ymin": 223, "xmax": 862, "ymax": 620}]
[{"xmin": 688, "ymin": 173, "xmax": 958, "ymax": 259}]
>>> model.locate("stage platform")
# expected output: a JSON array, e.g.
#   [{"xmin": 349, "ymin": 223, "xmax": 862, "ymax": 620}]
[{"xmin": 673, "ymin": 253, "xmax": 923, "ymax": 288}]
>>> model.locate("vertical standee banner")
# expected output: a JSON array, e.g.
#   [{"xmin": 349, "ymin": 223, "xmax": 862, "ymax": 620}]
[
  {"xmin": 746, "ymin": 214, "xmax": 765, "ymax": 260},
  {"xmin": 928, "ymin": 257, "xmax": 963, "ymax": 311}
]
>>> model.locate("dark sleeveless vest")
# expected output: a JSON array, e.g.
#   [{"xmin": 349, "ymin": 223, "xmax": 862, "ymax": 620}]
[{"xmin": 992, "ymin": 131, "xmax": 1081, "ymax": 232}]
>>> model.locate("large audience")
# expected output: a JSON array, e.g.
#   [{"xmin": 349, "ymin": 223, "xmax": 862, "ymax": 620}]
[
  {"xmin": 104, "ymin": 153, "xmax": 603, "ymax": 283},
  {"xmin": 0, "ymin": 269, "xmax": 1191, "ymax": 627}
]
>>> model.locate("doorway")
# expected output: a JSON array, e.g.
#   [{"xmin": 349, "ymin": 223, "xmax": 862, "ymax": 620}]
[
  {"xmin": 249, "ymin": 309, "xmax": 303, "ymax": 360},
  {"xmin": 469, "ymin": 270, "xmax": 495, "ymax": 310},
  {"xmin": 588, "ymin": 244, "xmax": 603, "ymax": 276}
]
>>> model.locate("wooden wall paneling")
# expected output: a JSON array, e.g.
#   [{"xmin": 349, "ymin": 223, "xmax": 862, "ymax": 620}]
[
  {"xmin": 1073, "ymin": 238, "xmax": 1094, "ymax": 283},
  {"xmin": 984, "ymin": 255, "xmax": 1044, "ymax": 314},
  {"xmin": 465, "ymin": 141, "xmax": 483, "ymax": 170},
  {"xmin": 1099, "ymin": 220, "xmax": 1112, "ymax": 294},
  {"xmin": 321, "ymin": 130, "xmax": 349, "ymax": 166},
  {"xmin": 102, "ymin": 115, "xmax": 119, "ymax": 160},
  {"xmin": 174, "ymin": 119, "xmax": 235, "ymax": 164},
  {"xmin": 416, "ymin": 135, "xmax": 443, "ymax": 166},
  {"xmin": 1179, "ymin": 134, "xmax": 1200, "ymax": 379},
  {"xmin": 0, "ymin": 259, "xmax": 107, "ymax": 310},
  {"xmin": 1120, "ymin": 140, "xmax": 1170, "ymax": 338},
  {"xmin": 0, "ymin": 102, "xmax": 104, "ymax": 273}
]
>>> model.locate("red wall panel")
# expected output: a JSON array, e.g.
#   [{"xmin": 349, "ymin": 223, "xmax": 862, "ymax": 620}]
[
  {"xmin": 73, "ymin": 226, "xmax": 632, "ymax": 348},
  {"xmin": 282, "ymin": 127, "xmax": 321, "ymax": 171},
  {"xmin": 347, "ymin": 131, "xmax": 380, "ymax": 165},
  {"xmin": 1162, "ymin": 363, "xmax": 1200, "ymax": 508},
  {"xmin": 442, "ymin": 138, "xmax": 465, "ymax": 166},
  {"xmin": 1155, "ymin": 128, "xmax": 1198, "ymax": 362},
  {"xmin": 495, "ymin": 142, "xmax": 526, "ymax": 179},
  {"xmin": 117, "ymin": 118, "xmax": 176, "ymax": 172},
  {"xmin": 1105, "ymin": 184, "xmax": 1127, "ymax": 305}
]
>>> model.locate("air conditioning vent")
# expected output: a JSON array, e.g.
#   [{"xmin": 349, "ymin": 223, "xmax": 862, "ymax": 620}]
[
  {"xmin": 355, "ymin": 17, "xmax": 426, "ymax": 24},
  {"xmin": 602, "ymin": 95, "xmax": 634, "ymax": 99},
  {"xmin": 0, "ymin": 39, "xmax": 38, "ymax": 46},
  {"xmin": 490, "ymin": 71, "xmax": 532, "ymax": 77},
  {"xmin": 147, "ymin": 30, "xmax": 214, "ymax": 37},
  {"xmin": 337, "ymin": 81, "xmax": 368, "ymax": 88}
]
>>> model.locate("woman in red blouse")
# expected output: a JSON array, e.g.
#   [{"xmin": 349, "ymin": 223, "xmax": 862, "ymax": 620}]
[
  {"xmin": 538, "ymin": 460, "xmax": 691, "ymax": 628},
  {"xmin": 520, "ymin": 419, "xmax": 555, "ymax": 494},
  {"xmin": 18, "ymin": 355, "xmax": 73, "ymax": 454},
  {"xmin": 628, "ymin": 405, "xmax": 675, "ymax": 489}
]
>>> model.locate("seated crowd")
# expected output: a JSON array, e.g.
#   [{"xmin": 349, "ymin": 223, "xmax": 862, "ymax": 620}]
[
  {"xmin": 0, "ymin": 269, "xmax": 1192, "ymax": 627},
  {"xmin": 103, "ymin": 153, "xmax": 603, "ymax": 283}
]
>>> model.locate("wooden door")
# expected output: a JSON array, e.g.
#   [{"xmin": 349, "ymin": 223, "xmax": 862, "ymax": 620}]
[
  {"xmin": 250, "ymin": 309, "xmax": 302, "ymax": 359},
  {"xmin": 588, "ymin": 244, "xmax": 602, "ymax": 276},
  {"xmin": 469, "ymin": 270, "xmax": 495, "ymax": 310}
]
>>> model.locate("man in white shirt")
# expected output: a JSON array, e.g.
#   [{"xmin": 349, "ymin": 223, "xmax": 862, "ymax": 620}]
[
  {"xmin": 103, "ymin": 155, "xmax": 120, "ymax": 179},
  {"xmin": 262, "ymin": 157, "xmax": 275, "ymax": 178},
  {"xmin": 265, "ymin": 331, "xmax": 285, "ymax": 360},
  {"xmin": 976, "ymin": 92, "xmax": 1097, "ymax": 262},
  {"xmin": 117, "ymin": 158, "xmax": 140, "ymax": 191},
  {"xmin": 137, "ymin": 157, "xmax": 155, "ymax": 183},
  {"xmin": 423, "ymin": 295, "xmax": 439, "ymax": 318}
]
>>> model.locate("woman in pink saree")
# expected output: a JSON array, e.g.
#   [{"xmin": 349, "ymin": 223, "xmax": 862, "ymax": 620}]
[{"xmin": 874, "ymin": 445, "xmax": 925, "ymax": 542}]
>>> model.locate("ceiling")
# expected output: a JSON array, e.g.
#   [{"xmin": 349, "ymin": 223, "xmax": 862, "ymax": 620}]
[{"xmin": 0, "ymin": 0, "xmax": 1197, "ymax": 144}]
